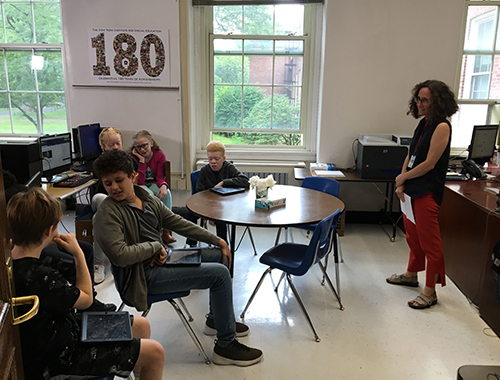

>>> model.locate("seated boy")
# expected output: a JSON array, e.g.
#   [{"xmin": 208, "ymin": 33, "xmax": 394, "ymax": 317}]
[
  {"xmin": 92, "ymin": 149, "xmax": 263, "ymax": 367},
  {"xmin": 182, "ymin": 140, "xmax": 249, "ymax": 246},
  {"xmin": 8, "ymin": 187, "xmax": 164, "ymax": 379},
  {"xmin": 3, "ymin": 170, "xmax": 115, "ymax": 312}
]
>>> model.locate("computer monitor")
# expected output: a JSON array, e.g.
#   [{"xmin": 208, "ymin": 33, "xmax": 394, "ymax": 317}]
[
  {"xmin": 468, "ymin": 124, "xmax": 499, "ymax": 166},
  {"xmin": 39, "ymin": 133, "xmax": 72, "ymax": 180},
  {"xmin": 73, "ymin": 123, "xmax": 101, "ymax": 171}
]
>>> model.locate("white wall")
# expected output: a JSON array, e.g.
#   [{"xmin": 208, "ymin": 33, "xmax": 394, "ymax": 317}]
[
  {"xmin": 317, "ymin": 0, "xmax": 464, "ymax": 211},
  {"xmin": 61, "ymin": 0, "xmax": 183, "ymax": 176}
]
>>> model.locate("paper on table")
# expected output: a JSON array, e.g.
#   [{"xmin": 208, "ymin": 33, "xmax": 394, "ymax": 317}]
[
  {"xmin": 400, "ymin": 193, "xmax": 415, "ymax": 224},
  {"xmin": 315, "ymin": 170, "xmax": 346, "ymax": 177}
]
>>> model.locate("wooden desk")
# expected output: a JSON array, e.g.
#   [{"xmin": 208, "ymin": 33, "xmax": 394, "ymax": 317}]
[
  {"xmin": 439, "ymin": 168, "xmax": 500, "ymax": 337},
  {"xmin": 186, "ymin": 185, "xmax": 345, "ymax": 275},
  {"xmin": 43, "ymin": 179, "xmax": 97, "ymax": 200},
  {"xmin": 295, "ymin": 167, "xmax": 398, "ymax": 241}
]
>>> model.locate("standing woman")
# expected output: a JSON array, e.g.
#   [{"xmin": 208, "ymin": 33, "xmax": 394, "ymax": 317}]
[
  {"xmin": 131, "ymin": 130, "xmax": 176, "ymax": 244},
  {"xmin": 387, "ymin": 80, "xmax": 458, "ymax": 309}
]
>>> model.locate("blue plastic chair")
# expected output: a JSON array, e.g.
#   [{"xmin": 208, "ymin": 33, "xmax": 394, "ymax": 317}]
[
  {"xmin": 240, "ymin": 209, "xmax": 343, "ymax": 342},
  {"xmin": 110, "ymin": 264, "xmax": 211, "ymax": 364},
  {"xmin": 299, "ymin": 177, "xmax": 344, "ymax": 287}
]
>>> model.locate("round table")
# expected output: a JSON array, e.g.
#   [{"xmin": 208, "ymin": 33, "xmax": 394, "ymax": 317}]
[{"xmin": 186, "ymin": 185, "xmax": 345, "ymax": 275}]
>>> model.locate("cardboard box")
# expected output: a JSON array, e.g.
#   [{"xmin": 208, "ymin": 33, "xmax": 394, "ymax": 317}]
[{"xmin": 255, "ymin": 197, "xmax": 286, "ymax": 210}]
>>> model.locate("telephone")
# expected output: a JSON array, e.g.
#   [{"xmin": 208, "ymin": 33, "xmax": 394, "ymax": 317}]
[{"xmin": 461, "ymin": 159, "xmax": 486, "ymax": 179}]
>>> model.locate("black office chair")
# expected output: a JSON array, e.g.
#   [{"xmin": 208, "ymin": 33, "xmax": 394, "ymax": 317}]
[{"xmin": 240, "ymin": 209, "xmax": 343, "ymax": 342}]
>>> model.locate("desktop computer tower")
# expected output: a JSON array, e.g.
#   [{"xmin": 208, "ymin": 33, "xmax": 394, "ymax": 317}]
[{"xmin": 0, "ymin": 140, "xmax": 42, "ymax": 186}]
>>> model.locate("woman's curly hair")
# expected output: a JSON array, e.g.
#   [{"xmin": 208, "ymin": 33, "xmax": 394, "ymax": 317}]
[{"xmin": 407, "ymin": 80, "xmax": 458, "ymax": 123}]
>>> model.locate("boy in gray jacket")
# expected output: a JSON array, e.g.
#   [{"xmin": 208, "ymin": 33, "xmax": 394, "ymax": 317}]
[{"xmin": 93, "ymin": 149, "xmax": 262, "ymax": 367}]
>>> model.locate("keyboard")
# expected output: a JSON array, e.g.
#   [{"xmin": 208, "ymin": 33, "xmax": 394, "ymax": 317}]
[{"xmin": 53, "ymin": 174, "xmax": 94, "ymax": 188}]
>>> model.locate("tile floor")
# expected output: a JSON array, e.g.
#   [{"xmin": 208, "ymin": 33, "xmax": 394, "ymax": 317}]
[{"xmin": 61, "ymin": 204, "xmax": 500, "ymax": 379}]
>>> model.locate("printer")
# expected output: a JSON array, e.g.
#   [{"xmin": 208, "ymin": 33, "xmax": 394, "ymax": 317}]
[{"xmin": 356, "ymin": 134, "xmax": 410, "ymax": 179}]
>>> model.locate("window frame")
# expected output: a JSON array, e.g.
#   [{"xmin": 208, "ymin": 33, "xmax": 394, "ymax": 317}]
[{"xmin": 192, "ymin": 4, "xmax": 322, "ymax": 161}]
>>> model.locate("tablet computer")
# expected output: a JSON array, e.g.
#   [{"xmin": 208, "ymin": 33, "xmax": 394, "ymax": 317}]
[
  {"xmin": 210, "ymin": 187, "xmax": 245, "ymax": 195},
  {"xmin": 164, "ymin": 247, "xmax": 202, "ymax": 266},
  {"xmin": 81, "ymin": 311, "xmax": 133, "ymax": 343}
]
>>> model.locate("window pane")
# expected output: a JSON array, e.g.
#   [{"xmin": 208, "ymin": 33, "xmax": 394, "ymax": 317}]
[
  {"xmin": 212, "ymin": 131, "xmax": 302, "ymax": 146},
  {"xmin": 0, "ymin": 58, "xmax": 6, "ymax": 90},
  {"xmin": 275, "ymin": 5, "xmax": 304, "ymax": 36},
  {"xmin": 464, "ymin": 6, "xmax": 496, "ymax": 52},
  {"xmin": 272, "ymin": 92, "xmax": 300, "ymax": 130},
  {"xmin": 275, "ymin": 39, "xmax": 303, "ymax": 55},
  {"xmin": 450, "ymin": 103, "xmax": 488, "ymax": 148},
  {"xmin": 34, "ymin": 3, "xmax": 62, "ymax": 44},
  {"xmin": 214, "ymin": 85, "xmax": 242, "ymax": 128},
  {"xmin": 6, "ymin": 51, "xmax": 36, "ymax": 91},
  {"xmin": 10, "ymin": 92, "xmax": 38, "ymax": 134},
  {"xmin": 0, "ymin": 93, "xmax": 12, "ymax": 133},
  {"xmin": 245, "ymin": 56, "xmax": 273, "ymax": 85},
  {"xmin": 243, "ymin": 6, "xmax": 273, "ymax": 35},
  {"xmin": 214, "ymin": 38, "xmax": 242, "ymax": 54},
  {"xmin": 214, "ymin": 6, "xmax": 242, "ymax": 35},
  {"xmin": 244, "ymin": 90, "xmax": 271, "ymax": 129},
  {"xmin": 244, "ymin": 39, "xmax": 273, "ymax": 55},
  {"xmin": 214, "ymin": 55, "xmax": 242, "ymax": 85},
  {"xmin": 4, "ymin": 3, "xmax": 33, "ymax": 43},
  {"xmin": 41, "ymin": 93, "xmax": 66, "ymax": 134},
  {"xmin": 36, "ymin": 51, "xmax": 64, "ymax": 91},
  {"xmin": 274, "ymin": 55, "xmax": 303, "ymax": 86}
]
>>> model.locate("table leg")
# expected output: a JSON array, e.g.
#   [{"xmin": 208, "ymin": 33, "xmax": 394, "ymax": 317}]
[{"xmin": 229, "ymin": 223, "xmax": 236, "ymax": 278}]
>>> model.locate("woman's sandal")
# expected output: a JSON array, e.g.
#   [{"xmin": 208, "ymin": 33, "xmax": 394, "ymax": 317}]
[
  {"xmin": 386, "ymin": 273, "xmax": 419, "ymax": 287},
  {"xmin": 408, "ymin": 293, "xmax": 438, "ymax": 309}
]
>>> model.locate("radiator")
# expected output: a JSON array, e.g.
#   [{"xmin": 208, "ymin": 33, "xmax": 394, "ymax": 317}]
[{"xmin": 243, "ymin": 171, "xmax": 288, "ymax": 185}]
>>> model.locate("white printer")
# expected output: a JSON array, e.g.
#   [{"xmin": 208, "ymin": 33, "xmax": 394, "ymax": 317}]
[{"xmin": 356, "ymin": 134, "xmax": 411, "ymax": 179}]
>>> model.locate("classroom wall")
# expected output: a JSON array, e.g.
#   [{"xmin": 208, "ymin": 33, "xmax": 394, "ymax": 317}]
[{"xmin": 60, "ymin": 0, "xmax": 466, "ymax": 210}]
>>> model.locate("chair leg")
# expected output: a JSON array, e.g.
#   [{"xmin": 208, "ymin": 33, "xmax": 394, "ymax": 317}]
[
  {"xmin": 240, "ymin": 267, "xmax": 272, "ymax": 319},
  {"xmin": 177, "ymin": 297, "xmax": 194, "ymax": 322},
  {"xmin": 168, "ymin": 299, "xmax": 211, "ymax": 365},
  {"xmin": 118, "ymin": 302, "xmax": 125, "ymax": 312},
  {"xmin": 275, "ymin": 227, "xmax": 282, "ymax": 246},
  {"xmin": 337, "ymin": 232, "xmax": 344, "ymax": 263},
  {"xmin": 286, "ymin": 274, "xmax": 321, "ymax": 342},
  {"xmin": 274, "ymin": 272, "xmax": 286, "ymax": 292},
  {"xmin": 318, "ymin": 261, "xmax": 344, "ymax": 311},
  {"xmin": 321, "ymin": 254, "xmax": 329, "ymax": 286},
  {"xmin": 141, "ymin": 306, "xmax": 152, "ymax": 317}
]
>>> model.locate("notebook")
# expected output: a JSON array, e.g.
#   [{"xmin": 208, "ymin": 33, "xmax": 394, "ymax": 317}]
[
  {"xmin": 164, "ymin": 247, "xmax": 202, "ymax": 266},
  {"xmin": 81, "ymin": 311, "xmax": 133, "ymax": 343},
  {"xmin": 210, "ymin": 187, "xmax": 245, "ymax": 195}
]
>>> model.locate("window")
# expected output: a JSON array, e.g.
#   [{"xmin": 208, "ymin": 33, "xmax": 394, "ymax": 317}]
[
  {"xmin": 0, "ymin": 0, "xmax": 67, "ymax": 135},
  {"xmin": 455, "ymin": 2, "xmax": 500, "ymax": 149},
  {"xmin": 197, "ymin": 4, "xmax": 319, "ymax": 152}
]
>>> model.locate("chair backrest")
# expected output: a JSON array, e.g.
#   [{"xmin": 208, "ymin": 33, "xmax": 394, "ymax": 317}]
[
  {"xmin": 164, "ymin": 160, "xmax": 171, "ymax": 187},
  {"xmin": 302, "ymin": 176, "xmax": 340, "ymax": 198},
  {"xmin": 191, "ymin": 169, "xmax": 201, "ymax": 195},
  {"xmin": 297, "ymin": 209, "xmax": 341, "ymax": 274},
  {"xmin": 110, "ymin": 263, "xmax": 136, "ymax": 308}
]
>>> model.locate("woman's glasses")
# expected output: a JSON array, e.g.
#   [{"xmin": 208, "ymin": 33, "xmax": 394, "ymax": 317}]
[{"xmin": 414, "ymin": 97, "xmax": 430, "ymax": 105}]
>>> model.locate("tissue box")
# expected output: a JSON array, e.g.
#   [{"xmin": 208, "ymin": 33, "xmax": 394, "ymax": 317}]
[{"xmin": 255, "ymin": 197, "xmax": 286, "ymax": 209}]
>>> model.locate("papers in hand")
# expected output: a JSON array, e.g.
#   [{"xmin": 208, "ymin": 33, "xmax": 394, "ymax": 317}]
[
  {"xmin": 314, "ymin": 170, "xmax": 345, "ymax": 177},
  {"xmin": 400, "ymin": 193, "xmax": 415, "ymax": 224}
]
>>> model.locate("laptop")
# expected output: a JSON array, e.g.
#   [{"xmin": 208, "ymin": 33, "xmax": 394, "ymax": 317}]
[
  {"xmin": 164, "ymin": 247, "xmax": 202, "ymax": 266},
  {"xmin": 210, "ymin": 187, "xmax": 245, "ymax": 195},
  {"xmin": 81, "ymin": 311, "xmax": 133, "ymax": 343}
]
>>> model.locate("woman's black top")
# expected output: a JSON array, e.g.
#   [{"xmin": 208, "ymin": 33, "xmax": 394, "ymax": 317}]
[{"xmin": 404, "ymin": 118, "xmax": 451, "ymax": 206}]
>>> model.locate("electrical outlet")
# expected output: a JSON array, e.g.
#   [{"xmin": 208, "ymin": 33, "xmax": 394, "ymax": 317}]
[{"xmin": 176, "ymin": 179, "xmax": 186, "ymax": 190}]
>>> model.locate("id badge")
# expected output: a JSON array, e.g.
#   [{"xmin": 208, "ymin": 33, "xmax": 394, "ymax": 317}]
[{"xmin": 408, "ymin": 155, "xmax": 416, "ymax": 169}]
